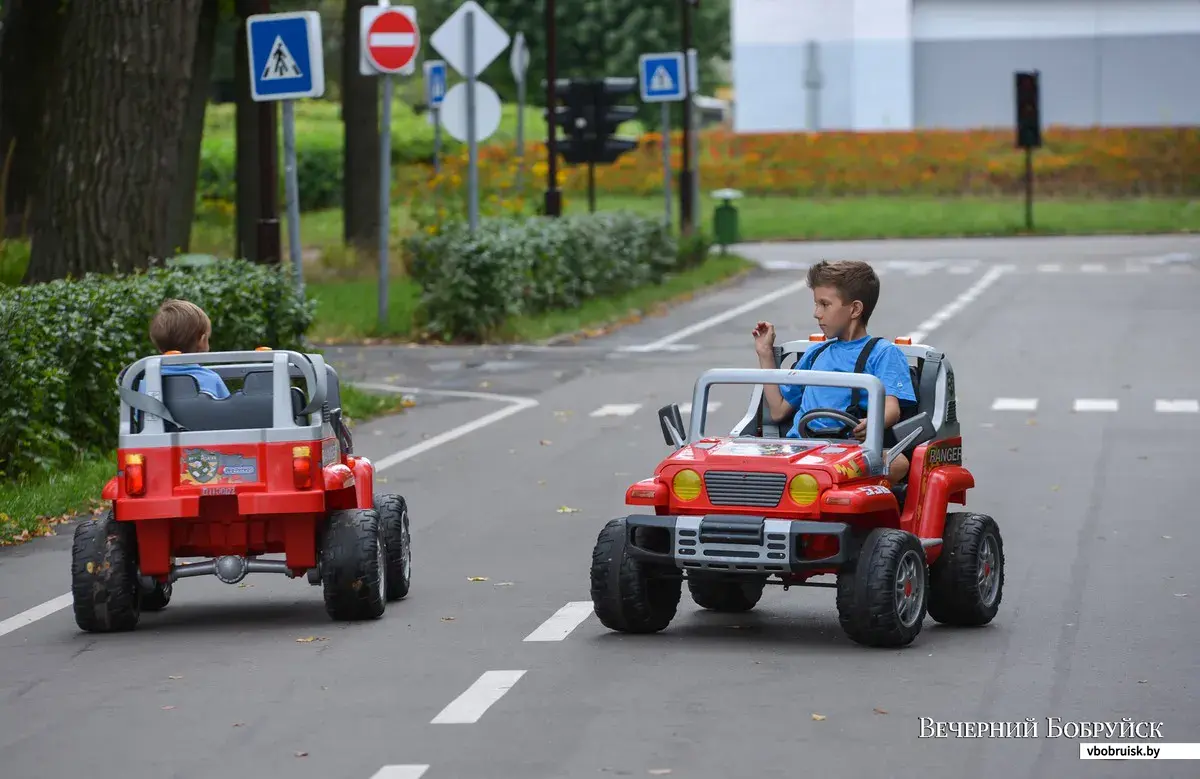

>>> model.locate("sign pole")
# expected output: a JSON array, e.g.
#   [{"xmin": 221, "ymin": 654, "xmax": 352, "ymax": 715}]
[
  {"xmin": 661, "ymin": 102, "xmax": 671, "ymax": 228},
  {"xmin": 516, "ymin": 71, "xmax": 525, "ymax": 192},
  {"xmin": 433, "ymin": 106, "xmax": 442, "ymax": 174},
  {"xmin": 281, "ymin": 99, "xmax": 303, "ymax": 294},
  {"xmin": 689, "ymin": 49, "xmax": 700, "ymax": 229},
  {"xmin": 379, "ymin": 72, "xmax": 393, "ymax": 326},
  {"xmin": 465, "ymin": 9, "xmax": 478, "ymax": 231}
]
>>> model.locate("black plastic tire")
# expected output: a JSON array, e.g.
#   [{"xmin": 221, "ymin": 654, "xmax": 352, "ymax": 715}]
[
  {"xmin": 320, "ymin": 508, "xmax": 387, "ymax": 621},
  {"xmin": 687, "ymin": 573, "xmax": 765, "ymax": 612},
  {"xmin": 928, "ymin": 512, "xmax": 1004, "ymax": 626},
  {"xmin": 140, "ymin": 580, "xmax": 172, "ymax": 611},
  {"xmin": 590, "ymin": 518, "xmax": 681, "ymax": 634},
  {"xmin": 836, "ymin": 528, "xmax": 928, "ymax": 648},
  {"xmin": 70, "ymin": 510, "xmax": 141, "ymax": 632},
  {"xmin": 375, "ymin": 493, "xmax": 411, "ymax": 601}
]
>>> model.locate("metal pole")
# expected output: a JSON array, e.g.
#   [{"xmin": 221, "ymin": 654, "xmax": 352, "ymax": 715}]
[
  {"xmin": 516, "ymin": 75, "xmax": 525, "ymax": 193},
  {"xmin": 543, "ymin": 0, "xmax": 561, "ymax": 217},
  {"xmin": 281, "ymin": 100, "xmax": 303, "ymax": 294},
  {"xmin": 466, "ymin": 10, "xmax": 478, "ymax": 231},
  {"xmin": 679, "ymin": 0, "xmax": 694, "ymax": 235},
  {"xmin": 433, "ymin": 107, "xmax": 442, "ymax": 174},
  {"xmin": 1025, "ymin": 146, "xmax": 1033, "ymax": 231},
  {"xmin": 661, "ymin": 101, "xmax": 671, "ymax": 227},
  {"xmin": 690, "ymin": 60, "xmax": 700, "ymax": 229},
  {"xmin": 379, "ymin": 73, "xmax": 393, "ymax": 326},
  {"xmin": 587, "ymin": 160, "xmax": 596, "ymax": 212},
  {"xmin": 256, "ymin": 0, "xmax": 280, "ymax": 263}
]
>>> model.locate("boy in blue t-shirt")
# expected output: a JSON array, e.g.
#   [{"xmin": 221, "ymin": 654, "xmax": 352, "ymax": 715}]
[
  {"xmin": 142, "ymin": 298, "xmax": 230, "ymax": 399},
  {"xmin": 752, "ymin": 260, "xmax": 916, "ymax": 484}
]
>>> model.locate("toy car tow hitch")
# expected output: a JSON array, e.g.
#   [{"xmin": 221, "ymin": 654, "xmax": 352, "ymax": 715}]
[{"xmin": 72, "ymin": 348, "xmax": 413, "ymax": 633}]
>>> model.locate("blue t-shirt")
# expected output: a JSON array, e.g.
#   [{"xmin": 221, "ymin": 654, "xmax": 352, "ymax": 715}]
[
  {"xmin": 135, "ymin": 364, "xmax": 230, "ymax": 399},
  {"xmin": 779, "ymin": 336, "xmax": 916, "ymax": 437}
]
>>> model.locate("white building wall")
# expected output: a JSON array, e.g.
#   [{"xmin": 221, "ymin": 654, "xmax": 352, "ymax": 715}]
[{"xmin": 731, "ymin": 0, "xmax": 1200, "ymax": 132}]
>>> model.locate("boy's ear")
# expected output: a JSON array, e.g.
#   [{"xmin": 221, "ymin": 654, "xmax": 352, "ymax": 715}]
[{"xmin": 850, "ymin": 299, "xmax": 864, "ymax": 319}]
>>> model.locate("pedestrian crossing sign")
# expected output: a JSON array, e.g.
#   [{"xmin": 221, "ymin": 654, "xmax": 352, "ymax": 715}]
[
  {"xmin": 638, "ymin": 52, "xmax": 686, "ymax": 103},
  {"xmin": 247, "ymin": 11, "xmax": 325, "ymax": 102}
]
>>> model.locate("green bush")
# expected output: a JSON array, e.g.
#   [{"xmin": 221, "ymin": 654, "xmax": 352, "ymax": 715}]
[
  {"xmin": 404, "ymin": 211, "xmax": 678, "ymax": 342},
  {"xmin": 0, "ymin": 259, "xmax": 315, "ymax": 480}
]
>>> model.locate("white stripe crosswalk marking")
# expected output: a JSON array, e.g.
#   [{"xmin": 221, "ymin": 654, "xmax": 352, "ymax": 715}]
[
  {"xmin": 679, "ymin": 401, "xmax": 723, "ymax": 414},
  {"xmin": 1080, "ymin": 264, "xmax": 1106, "ymax": 273},
  {"xmin": 1155, "ymin": 399, "xmax": 1199, "ymax": 413},
  {"xmin": 368, "ymin": 767, "xmax": 430, "ymax": 779},
  {"xmin": 991, "ymin": 397, "xmax": 1038, "ymax": 411},
  {"xmin": 431, "ymin": 671, "xmax": 526, "ymax": 724},
  {"xmin": 1036, "ymin": 264, "xmax": 1062, "ymax": 273},
  {"xmin": 524, "ymin": 601, "xmax": 594, "ymax": 642},
  {"xmin": 589, "ymin": 403, "xmax": 642, "ymax": 417},
  {"xmin": 1074, "ymin": 398, "xmax": 1118, "ymax": 412}
]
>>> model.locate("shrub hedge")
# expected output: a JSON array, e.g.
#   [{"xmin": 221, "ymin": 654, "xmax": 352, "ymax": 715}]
[
  {"xmin": 0, "ymin": 260, "xmax": 314, "ymax": 480},
  {"xmin": 404, "ymin": 211, "xmax": 679, "ymax": 342}
]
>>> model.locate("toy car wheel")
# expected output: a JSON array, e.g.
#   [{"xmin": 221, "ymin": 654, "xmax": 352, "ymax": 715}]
[
  {"xmin": 319, "ymin": 508, "xmax": 387, "ymax": 621},
  {"xmin": 687, "ymin": 573, "xmax": 765, "ymax": 612},
  {"xmin": 70, "ymin": 510, "xmax": 141, "ymax": 633},
  {"xmin": 590, "ymin": 518, "xmax": 681, "ymax": 634},
  {"xmin": 139, "ymin": 579, "xmax": 172, "ymax": 611},
  {"xmin": 375, "ymin": 493, "xmax": 411, "ymax": 601},
  {"xmin": 927, "ymin": 512, "xmax": 1004, "ymax": 626},
  {"xmin": 836, "ymin": 528, "xmax": 928, "ymax": 648}
]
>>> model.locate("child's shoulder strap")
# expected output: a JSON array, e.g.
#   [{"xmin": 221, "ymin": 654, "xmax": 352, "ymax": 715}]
[{"xmin": 849, "ymin": 337, "xmax": 884, "ymax": 410}]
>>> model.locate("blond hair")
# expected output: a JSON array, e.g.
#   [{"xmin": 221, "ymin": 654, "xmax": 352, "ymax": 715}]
[{"xmin": 149, "ymin": 299, "xmax": 211, "ymax": 353}]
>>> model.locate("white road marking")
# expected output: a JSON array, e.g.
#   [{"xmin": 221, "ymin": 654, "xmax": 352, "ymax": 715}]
[
  {"xmin": 1080, "ymin": 263, "xmax": 1106, "ymax": 273},
  {"xmin": 524, "ymin": 601, "xmax": 594, "ymax": 642},
  {"xmin": 0, "ymin": 593, "xmax": 72, "ymax": 639},
  {"xmin": 1074, "ymin": 398, "xmax": 1119, "ymax": 412},
  {"xmin": 991, "ymin": 397, "xmax": 1039, "ymax": 411},
  {"xmin": 1125, "ymin": 264, "xmax": 1150, "ymax": 273},
  {"xmin": 590, "ymin": 403, "xmax": 642, "ymax": 417},
  {"xmin": 431, "ymin": 670, "xmax": 526, "ymax": 724},
  {"xmin": 949, "ymin": 264, "xmax": 975, "ymax": 274},
  {"xmin": 351, "ymin": 384, "xmax": 539, "ymax": 473},
  {"xmin": 679, "ymin": 401, "xmax": 723, "ymax": 414},
  {"xmin": 905, "ymin": 265, "xmax": 1010, "ymax": 343},
  {"xmin": 629, "ymin": 277, "xmax": 813, "ymax": 351},
  {"xmin": 1037, "ymin": 263, "xmax": 1062, "ymax": 273},
  {"xmin": 1156, "ymin": 399, "xmax": 1199, "ymax": 413},
  {"xmin": 368, "ymin": 766, "xmax": 430, "ymax": 779},
  {"xmin": 616, "ymin": 343, "xmax": 699, "ymax": 353}
]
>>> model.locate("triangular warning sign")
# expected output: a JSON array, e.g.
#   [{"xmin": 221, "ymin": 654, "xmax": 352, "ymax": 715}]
[
  {"xmin": 261, "ymin": 35, "xmax": 303, "ymax": 81},
  {"xmin": 650, "ymin": 65, "xmax": 675, "ymax": 92}
]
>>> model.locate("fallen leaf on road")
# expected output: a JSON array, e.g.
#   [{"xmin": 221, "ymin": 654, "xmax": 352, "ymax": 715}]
[
  {"xmin": 538, "ymin": 479, "xmax": 546, "ymax": 485},
  {"xmin": 812, "ymin": 713, "xmax": 826, "ymax": 721},
  {"xmin": 1050, "ymin": 485, "xmax": 1060, "ymax": 492},
  {"xmin": 557, "ymin": 506, "xmax": 581, "ymax": 513},
  {"xmin": 479, "ymin": 381, "xmax": 490, "ymax": 388},
  {"xmin": 168, "ymin": 675, "xmax": 183, "ymax": 680},
  {"xmin": 1138, "ymin": 680, "xmax": 1148, "ymax": 684},
  {"xmin": 648, "ymin": 770, "xmax": 672, "ymax": 776},
  {"xmin": 161, "ymin": 705, "xmax": 175, "ymax": 710},
  {"xmin": 441, "ymin": 616, "xmax": 455, "ymax": 621},
  {"xmin": 1174, "ymin": 593, "xmax": 1188, "ymax": 598},
  {"xmin": 295, "ymin": 636, "xmax": 328, "ymax": 643},
  {"xmin": 874, "ymin": 708, "xmax": 888, "ymax": 715},
  {"xmin": 295, "ymin": 751, "xmax": 308, "ymax": 758},
  {"xmin": 540, "ymin": 439, "xmax": 553, "ymax": 446},
  {"xmin": 1163, "ymin": 535, "xmax": 1172, "ymax": 540},
  {"xmin": 233, "ymin": 723, "xmax": 244, "ymax": 727},
  {"xmin": 494, "ymin": 582, "xmax": 514, "ymax": 586},
  {"xmin": 468, "ymin": 576, "xmax": 489, "ymax": 582}
]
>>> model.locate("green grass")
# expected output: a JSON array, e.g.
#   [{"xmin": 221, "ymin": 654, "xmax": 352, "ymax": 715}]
[{"xmin": 0, "ymin": 384, "xmax": 414, "ymax": 546}]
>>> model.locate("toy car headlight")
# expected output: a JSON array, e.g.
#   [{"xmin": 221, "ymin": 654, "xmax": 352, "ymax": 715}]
[
  {"xmin": 672, "ymin": 469, "xmax": 702, "ymax": 501},
  {"xmin": 788, "ymin": 473, "xmax": 819, "ymax": 506}
]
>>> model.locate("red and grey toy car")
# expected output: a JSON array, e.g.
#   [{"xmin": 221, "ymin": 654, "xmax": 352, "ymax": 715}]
[
  {"xmin": 72, "ymin": 348, "xmax": 411, "ymax": 632},
  {"xmin": 589, "ymin": 335, "xmax": 1003, "ymax": 648}
]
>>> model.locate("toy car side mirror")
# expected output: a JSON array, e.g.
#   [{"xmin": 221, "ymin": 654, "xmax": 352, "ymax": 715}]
[{"xmin": 658, "ymin": 403, "xmax": 686, "ymax": 449}]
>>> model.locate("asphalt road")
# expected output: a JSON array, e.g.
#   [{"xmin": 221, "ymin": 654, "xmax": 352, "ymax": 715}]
[{"xmin": 2, "ymin": 235, "xmax": 1198, "ymax": 779}]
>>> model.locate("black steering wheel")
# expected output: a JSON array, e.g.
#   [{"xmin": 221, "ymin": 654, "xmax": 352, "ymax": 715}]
[{"xmin": 795, "ymin": 408, "xmax": 861, "ymax": 438}]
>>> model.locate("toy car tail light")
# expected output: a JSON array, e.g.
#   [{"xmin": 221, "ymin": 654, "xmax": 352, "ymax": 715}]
[
  {"xmin": 808, "ymin": 333, "xmax": 826, "ymax": 341},
  {"xmin": 894, "ymin": 337, "xmax": 912, "ymax": 345},
  {"xmin": 292, "ymin": 446, "xmax": 313, "ymax": 490},
  {"xmin": 125, "ymin": 453, "xmax": 146, "ymax": 496}
]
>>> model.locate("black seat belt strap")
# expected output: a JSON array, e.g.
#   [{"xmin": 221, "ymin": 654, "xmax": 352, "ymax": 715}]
[{"xmin": 848, "ymin": 337, "xmax": 883, "ymax": 414}]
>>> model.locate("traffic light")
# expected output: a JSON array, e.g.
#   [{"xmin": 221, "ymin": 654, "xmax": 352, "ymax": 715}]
[
  {"xmin": 541, "ymin": 77, "xmax": 640, "ymax": 166},
  {"xmin": 1015, "ymin": 71, "xmax": 1041, "ymax": 149}
]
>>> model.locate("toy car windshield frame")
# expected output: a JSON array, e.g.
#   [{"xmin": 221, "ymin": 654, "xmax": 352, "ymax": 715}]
[
  {"xmin": 116, "ymin": 349, "xmax": 329, "ymax": 441},
  {"xmin": 678, "ymin": 367, "xmax": 891, "ymax": 476}
]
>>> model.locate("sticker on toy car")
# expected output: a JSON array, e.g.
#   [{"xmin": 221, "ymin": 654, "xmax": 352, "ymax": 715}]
[
  {"xmin": 926, "ymin": 443, "xmax": 962, "ymax": 468},
  {"xmin": 180, "ymin": 449, "xmax": 259, "ymax": 485},
  {"xmin": 717, "ymin": 442, "xmax": 811, "ymax": 457},
  {"xmin": 856, "ymin": 484, "xmax": 891, "ymax": 496},
  {"xmin": 834, "ymin": 454, "xmax": 867, "ymax": 479}
]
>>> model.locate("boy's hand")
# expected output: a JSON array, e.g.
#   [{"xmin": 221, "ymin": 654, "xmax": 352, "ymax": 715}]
[
  {"xmin": 752, "ymin": 321, "xmax": 776, "ymax": 358},
  {"xmin": 853, "ymin": 419, "xmax": 866, "ymax": 441}
]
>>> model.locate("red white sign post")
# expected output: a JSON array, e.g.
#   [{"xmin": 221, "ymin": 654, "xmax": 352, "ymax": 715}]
[
  {"xmin": 358, "ymin": 3, "xmax": 420, "ymax": 327},
  {"xmin": 365, "ymin": 9, "xmax": 419, "ymax": 73}
]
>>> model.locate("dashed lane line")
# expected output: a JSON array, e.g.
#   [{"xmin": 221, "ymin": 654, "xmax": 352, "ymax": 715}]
[
  {"xmin": 524, "ymin": 601, "xmax": 594, "ymax": 642},
  {"xmin": 431, "ymin": 670, "xmax": 527, "ymax": 724}
]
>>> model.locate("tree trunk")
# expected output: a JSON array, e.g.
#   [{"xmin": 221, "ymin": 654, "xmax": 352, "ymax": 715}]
[
  {"xmin": 24, "ymin": 0, "xmax": 204, "ymax": 283},
  {"xmin": 166, "ymin": 0, "xmax": 220, "ymax": 255},
  {"xmin": 342, "ymin": 0, "xmax": 381, "ymax": 254},
  {"xmin": 0, "ymin": 0, "xmax": 68, "ymax": 238}
]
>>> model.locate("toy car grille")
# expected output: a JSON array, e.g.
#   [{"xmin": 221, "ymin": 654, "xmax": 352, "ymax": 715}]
[{"xmin": 703, "ymin": 471, "xmax": 786, "ymax": 507}]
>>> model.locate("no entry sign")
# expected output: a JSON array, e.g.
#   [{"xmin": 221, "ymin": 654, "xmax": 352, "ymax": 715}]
[{"xmin": 364, "ymin": 8, "xmax": 419, "ymax": 73}]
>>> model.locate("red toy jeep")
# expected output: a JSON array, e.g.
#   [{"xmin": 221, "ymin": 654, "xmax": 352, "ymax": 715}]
[
  {"xmin": 71, "ymin": 348, "xmax": 411, "ymax": 632},
  {"xmin": 589, "ymin": 335, "xmax": 1003, "ymax": 648}
]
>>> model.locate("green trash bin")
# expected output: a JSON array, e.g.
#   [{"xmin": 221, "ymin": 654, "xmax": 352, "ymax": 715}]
[{"xmin": 711, "ymin": 189, "xmax": 743, "ymax": 253}]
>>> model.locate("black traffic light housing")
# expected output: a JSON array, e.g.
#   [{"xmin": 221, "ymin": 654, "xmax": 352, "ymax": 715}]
[
  {"xmin": 542, "ymin": 77, "xmax": 640, "ymax": 167},
  {"xmin": 1015, "ymin": 70, "xmax": 1041, "ymax": 149}
]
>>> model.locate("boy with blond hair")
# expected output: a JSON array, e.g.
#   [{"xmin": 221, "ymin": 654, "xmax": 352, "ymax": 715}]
[
  {"xmin": 144, "ymin": 298, "xmax": 229, "ymax": 399},
  {"xmin": 752, "ymin": 260, "xmax": 916, "ymax": 484}
]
